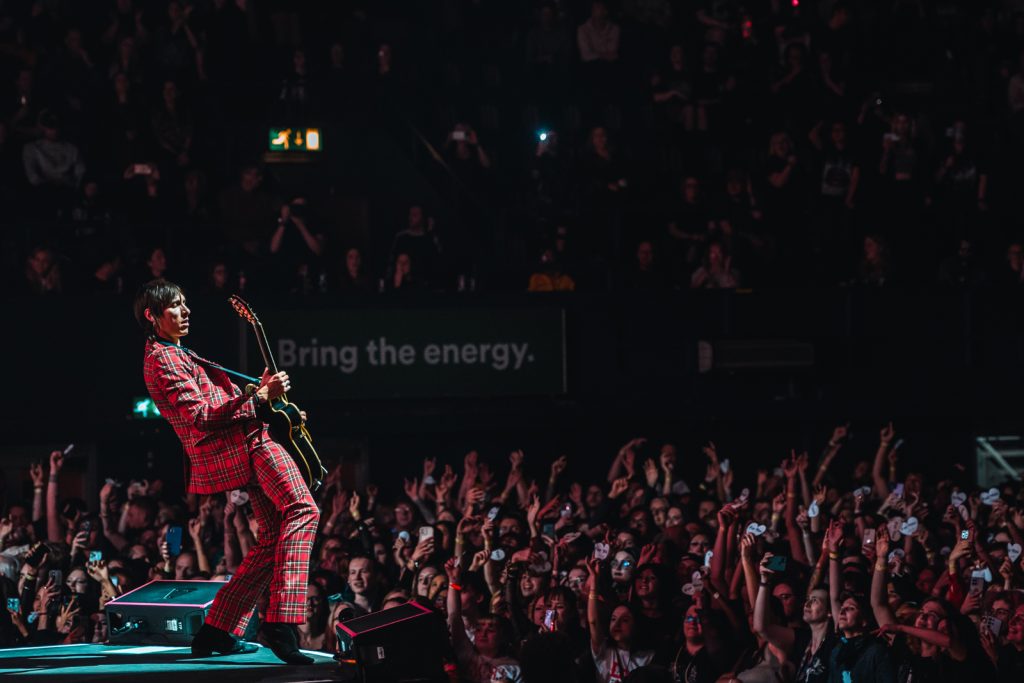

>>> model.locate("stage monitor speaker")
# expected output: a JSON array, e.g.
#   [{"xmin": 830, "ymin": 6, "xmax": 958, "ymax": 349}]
[
  {"xmin": 336, "ymin": 600, "xmax": 448, "ymax": 682},
  {"xmin": 106, "ymin": 579, "xmax": 250, "ymax": 646}
]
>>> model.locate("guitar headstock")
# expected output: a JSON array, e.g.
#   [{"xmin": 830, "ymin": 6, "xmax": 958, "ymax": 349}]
[{"xmin": 228, "ymin": 295, "xmax": 260, "ymax": 325}]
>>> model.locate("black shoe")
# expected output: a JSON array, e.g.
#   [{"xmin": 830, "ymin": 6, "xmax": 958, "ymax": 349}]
[
  {"xmin": 191, "ymin": 623, "xmax": 260, "ymax": 657},
  {"xmin": 258, "ymin": 622, "xmax": 314, "ymax": 665}
]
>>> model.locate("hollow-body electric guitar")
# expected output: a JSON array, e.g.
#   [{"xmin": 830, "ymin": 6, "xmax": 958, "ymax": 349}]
[{"xmin": 229, "ymin": 295, "xmax": 326, "ymax": 492}]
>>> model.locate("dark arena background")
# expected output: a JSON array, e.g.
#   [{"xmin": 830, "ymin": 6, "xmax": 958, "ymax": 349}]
[{"xmin": 2, "ymin": 2, "xmax": 1024, "ymax": 682}]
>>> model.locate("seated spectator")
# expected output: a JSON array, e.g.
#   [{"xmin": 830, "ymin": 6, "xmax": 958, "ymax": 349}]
[
  {"xmin": 22, "ymin": 111, "xmax": 85, "ymax": 190},
  {"xmin": 690, "ymin": 241, "xmax": 739, "ymax": 289},
  {"xmin": 389, "ymin": 205, "xmax": 442, "ymax": 288},
  {"xmin": 21, "ymin": 247, "xmax": 63, "ymax": 295},
  {"xmin": 219, "ymin": 165, "xmax": 278, "ymax": 257},
  {"xmin": 528, "ymin": 245, "xmax": 575, "ymax": 292},
  {"xmin": 623, "ymin": 240, "xmax": 667, "ymax": 290},
  {"xmin": 151, "ymin": 80, "xmax": 193, "ymax": 168},
  {"xmin": 333, "ymin": 246, "xmax": 371, "ymax": 293},
  {"xmin": 849, "ymin": 234, "xmax": 891, "ymax": 287},
  {"xmin": 577, "ymin": 1, "xmax": 619, "ymax": 64}
]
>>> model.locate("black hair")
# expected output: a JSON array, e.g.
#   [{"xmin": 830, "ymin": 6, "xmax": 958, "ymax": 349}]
[{"xmin": 133, "ymin": 278, "xmax": 184, "ymax": 332}]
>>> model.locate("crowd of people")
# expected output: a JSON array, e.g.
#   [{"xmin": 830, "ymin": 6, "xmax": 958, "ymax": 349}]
[
  {"xmin": 2, "ymin": 424, "xmax": 1024, "ymax": 683},
  {"xmin": 5, "ymin": 1, "xmax": 1024, "ymax": 296}
]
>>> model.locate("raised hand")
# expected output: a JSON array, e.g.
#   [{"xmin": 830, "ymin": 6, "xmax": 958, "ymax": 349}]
[
  {"xmin": 660, "ymin": 447, "xmax": 676, "ymax": 474},
  {"xmin": 740, "ymin": 532, "xmax": 756, "ymax": 559},
  {"xmin": 469, "ymin": 550, "xmax": 488, "ymax": 572},
  {"xmin": 643, "ymin": 459, "xmax": 658, "ymax": 487},
  {"xmin": 30, "ymin": 462, "xmax": 44, "ymax": 488},
  {"xmin": 796, "ymin": 451, "xmax": 809, "ymax": 474},
  {"xmin": 781, "ymin": 451, "xmax": 799, "ymax": 479},
  {"xmin": 423, "ymin": 457, "xmax": 437, "ymax": 480},
  {"xmin": 622, "ymin": 450, "xmax": 636, "ymax": 479},
  {"xmin": 813, "ymin": 484, "xmax": 827, "ymax": 506},
  {"xmin": 638, "ymin": 543, "xmax": 658, "ymax": 566},
  {"xmin": 444, "ymin": 556, "xmax": 461, "ymax": 583},
  {"xmin": 402, "ymin": 477, "xmax": 420, "ymax": 502},
  {"xmin": 831, "ymin": 424, "xmax": 849, "ymax": 444},
  {"xmin": 464, "ymin": 451, "xmax": 479, "ymax": 477},
  {"xmin": 826, "ymin": 520, "xmax": 844, "ymax": 553},
  {"xmin": 349, "ymin": 491, "xmax": 362, "ymax": 521},
  {"xmin": 609, "ymin": 477, "xmax": 629, "ymax": 499},
  {"xmin": 702, "ymin": 441, "xmax": 718, "ymax": 464},
  {"xmin": 759, "ymin": 553, "xmax": 776, "ymax": 581},
  {"xmin": 187, "ymin": 517, "xmax": 202, "ymax": 541},
  {"xmin": 411, "ymin": 537, "xmax": 435, "ymax": 563},
  {"xmin": 880, "ymin": 421, "xmax": 895, "ymax": 446},
  {"xmin": 509, "ymin": 449, "xmax": 525, "ymax": 470},
  {"xmin": 86, "ymin": 559, "xmax": 109, "ymax": 583},
  {"xmin": 875, "ymin": 526, "xmax": 890, "ymax": 559},
  {"xmin": 49, "ymin": 450, "xmax": 64, "ymax": 475}
]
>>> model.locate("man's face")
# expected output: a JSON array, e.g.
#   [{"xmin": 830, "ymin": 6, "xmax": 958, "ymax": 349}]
[
  {"xmin": 666, "ymin": 507, "xmax": 683, "ymax": 527},
  {"xmin": 585, "ymin": 485, "xmax": 603, "ymax": 509},
  {"xmin": 683, "ymin": 606, "xmax": 704, "ymax": 640},
  {"xmin": 175, "ymin": 553, "xmax": 196, "ymax": 578},
  {"xmin": 149, "ymin": 292, "xmax": 190, "ymax": 341},
  {"xmin": 348, "ymin": 558, "xmax": 372, "ymax": 594}
]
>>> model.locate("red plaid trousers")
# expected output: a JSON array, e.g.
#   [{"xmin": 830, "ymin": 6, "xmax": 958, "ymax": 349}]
[{"xmin": 206, "ymin": 437, "xmax": 319, "ymax": 633}]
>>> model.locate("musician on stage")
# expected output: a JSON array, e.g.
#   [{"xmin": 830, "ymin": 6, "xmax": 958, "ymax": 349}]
[{"xmin": 134, "ymin": 278, "xmax": 318, "ymax": 664}]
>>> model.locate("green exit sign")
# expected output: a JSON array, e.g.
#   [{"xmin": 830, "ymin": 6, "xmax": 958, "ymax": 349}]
[
  {"xmin": 268, "ymin": 127, "xmax": 322, "ymax": 152},
  {"xmin": 132, "ymin": 397, "xmax": 161, "ymax": 419}
]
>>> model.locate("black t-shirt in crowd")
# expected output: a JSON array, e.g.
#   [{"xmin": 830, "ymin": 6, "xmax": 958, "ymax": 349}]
[{"xmin": 795, "ymin": 628, "xmax": 837, "ymax": 683}]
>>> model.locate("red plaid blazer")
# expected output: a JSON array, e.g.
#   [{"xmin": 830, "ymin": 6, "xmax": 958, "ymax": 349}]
[{"xmin": 143, "ymin": 337, "xmax": 262, "ymax": 494}]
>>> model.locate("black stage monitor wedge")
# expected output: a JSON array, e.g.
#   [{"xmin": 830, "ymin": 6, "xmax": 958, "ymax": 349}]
[
  {"xmin": 105, "ymin": 579, "xmax": 255, "ymax": 646},
  {"xmin": 336, "ymin": 600, "xmax": 448, "ymax": 682}
]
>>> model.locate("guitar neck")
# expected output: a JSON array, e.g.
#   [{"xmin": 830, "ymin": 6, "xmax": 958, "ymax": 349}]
[{"xmin": 253, "ymin": 321, "xmax": 279, "ymax": 375}]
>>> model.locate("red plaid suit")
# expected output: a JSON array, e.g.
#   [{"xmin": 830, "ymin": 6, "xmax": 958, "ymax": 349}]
[{"xmin": 143, "ymin": 338, "xmax": 319, "ymax": 633}]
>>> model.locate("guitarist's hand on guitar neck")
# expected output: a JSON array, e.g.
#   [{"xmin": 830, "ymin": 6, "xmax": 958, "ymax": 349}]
[{"xmin": 255, "ymin": 368, "xmax": 291, "ymax": 404}]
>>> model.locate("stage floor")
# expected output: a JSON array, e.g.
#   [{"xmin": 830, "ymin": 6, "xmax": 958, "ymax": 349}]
[{"xmin": 0, "ymin": 642, "xmax": 341, "ymax": 682}]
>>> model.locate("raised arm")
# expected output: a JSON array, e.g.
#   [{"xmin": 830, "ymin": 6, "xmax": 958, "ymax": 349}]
[
  {"xmin": 826, "ymin": 520, "xmax": 844, "ymax": 623},
  {"xmin": 754, "ymin": 553, "xmax": 797, "ymax": 654},
  {"xmin": 870, "ymin": 528, "xmax": 896, "ymax": 627},
  {"xmin": 872, "ymin": 422, "xmax": 894, "ymax": 499},
  {"xmin": 585, "ymin": 557, "xmax": 607, "ymax": 654},
  {"xmin": 813, "ymin": 424, "xmax": 848, "ymax": 488},
  {"xmin": 46, "ymin": 451, "xmax": 64, "ymax": 544}
]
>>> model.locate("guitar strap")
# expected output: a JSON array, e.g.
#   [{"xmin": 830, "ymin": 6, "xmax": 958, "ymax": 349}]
[{"xmin": 152, "ymin": 337, "xmax": 261, "ymax": 386}]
